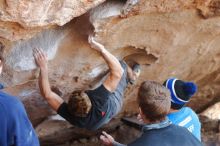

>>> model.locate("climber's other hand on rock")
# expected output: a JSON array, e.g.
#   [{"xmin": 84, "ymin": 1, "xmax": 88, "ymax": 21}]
[
  {"xmin": 33, "ymin": 48, "xmax": 48, "ymax": 70},
  {"xmin": 88, "ymin": 35, "xmax": 105, "ymax": 53}
]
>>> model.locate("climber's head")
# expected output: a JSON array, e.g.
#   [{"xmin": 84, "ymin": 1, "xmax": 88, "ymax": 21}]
[
  {"xmin": 163, "ymin": 78, "xmax": 198, "ymax": 110},
  {"xmin": 67, "ymin": 90, "xmax": 92, "ymax": 117}
]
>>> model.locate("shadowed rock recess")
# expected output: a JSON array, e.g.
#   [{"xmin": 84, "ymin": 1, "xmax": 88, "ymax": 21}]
[{"xmin": 1, "ymin": 0, "xmax": 220, "ymax": 145}]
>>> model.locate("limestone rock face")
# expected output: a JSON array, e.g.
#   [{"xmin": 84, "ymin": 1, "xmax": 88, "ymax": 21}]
[
  {"xmin": 0, "ymin": 0, "xmax": 105, "ymax": 27},
  {"xmin": 1, "ymin": 0, "xmax": 220, "ymax": 145},
  {"xmin": 201, "ymin": 102, "xmax": 220, "ymax": 120},
  {"xmin": 0, "ymin": 0, "xmax": 105, "ymax": 41},
  {"xmin": 0, "ymin": 21, "xmax": 43, "ymax": 41}
]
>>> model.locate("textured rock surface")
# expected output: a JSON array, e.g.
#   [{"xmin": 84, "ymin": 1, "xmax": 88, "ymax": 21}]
[
  {"xmin": 0, "ymin": 0, "xmax": 105, "ymax": 27},
  {"xmin": 0, "ymin": 0, "xmax": 105, "ymax": 41},
  {"xmin": 200, "ymin": 115, "xmax": 220, "ymax": 146},
  {"xmin": 0, "ymin": 21, "xmax": 44, "ymax": 41},
  {"xmin": 201, "ymin": 102, "xmax": 220, "ymax": 120},
  {"xmin": 0, "ymin": 0, "xmax": 220, "ymax": 145}
]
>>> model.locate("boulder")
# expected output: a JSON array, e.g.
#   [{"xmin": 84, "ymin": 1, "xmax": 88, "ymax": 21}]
[{"xmin": 0, "ymin": 0, "xmax": 220, "ymax": 145}]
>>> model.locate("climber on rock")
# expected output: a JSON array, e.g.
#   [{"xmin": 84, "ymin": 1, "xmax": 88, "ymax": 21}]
[
  {"xmin": 163, "ymin": 78, "xmax": 201, "ymax": 141},
  {"xmin": 33, "ymin": 36, "xmax": 141, "ymax": 130},
  {"xmin": 0, "ymin": 46, "xmax": 40, "ymax": 146}
]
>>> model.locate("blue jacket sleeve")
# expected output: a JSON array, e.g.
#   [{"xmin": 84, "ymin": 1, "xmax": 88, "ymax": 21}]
[{"xmin": 0, "ymin": 104, "xmax": 8, "ymax": 146}]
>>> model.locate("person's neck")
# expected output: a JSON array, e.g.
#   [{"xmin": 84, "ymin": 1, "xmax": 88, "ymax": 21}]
[
  {"xmin": 142, "ymin": 117, "xmax": 171, "ymax": 132},
  {"xmin": 143, "ymin": 118, "xmax": 166, "ymax": 125},
  {"xmin": 169, "ymin": 108, "xmax": 179, "ymax": 114}
]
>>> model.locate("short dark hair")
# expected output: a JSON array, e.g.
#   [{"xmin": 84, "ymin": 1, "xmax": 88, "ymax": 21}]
[
  {"xmin": 67, "ymin": 91, "xmax": 92, "ymax": 117},
  {"xmin": 138, "ymin": 81, "xmax": 171, "ymax": 122}
]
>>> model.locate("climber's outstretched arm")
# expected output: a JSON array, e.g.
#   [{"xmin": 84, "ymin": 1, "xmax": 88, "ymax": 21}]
[
  {"xmin": 88, "ymin": 36, "xmax": 123, "ymax": 92},
  {"xmin": 89, "ymin": 36, "xmax": 123, "ymax": 92},
  {"xmin": 33, "ymin": 48, "xmax": 63, "ymax": 111}
]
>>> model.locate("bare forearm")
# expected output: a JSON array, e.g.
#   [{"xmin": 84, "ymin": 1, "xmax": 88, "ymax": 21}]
[
  {"xmin": 88, "ymin": 36, "xmax": 123, "ymax": 75},
  {"xmin": 34, "ymin": 48, "xmax": 63, "ymax": 111},
  {"xmin": 89, "ymin": 37, "xmax": 123, "ymax": 92},
  {"xmin": 39, "ymin": 68, "xmax": 63, "ymax": 111},
  {"xmin": 100, "ymin": 48, "xmax": 123, "ymax": 75},
  {"xmin": 39, "ymin": 68, "xmax": 52, "ymax": 98},
  {"xmin": 99, "ymin": 47, "xmax": 124, "ymax": 92}
]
